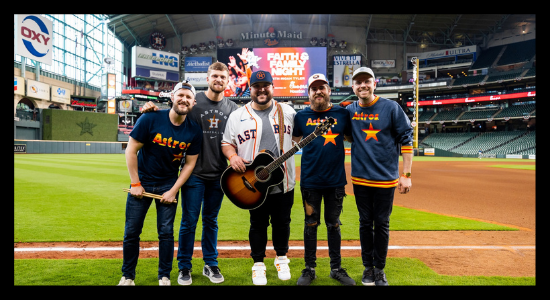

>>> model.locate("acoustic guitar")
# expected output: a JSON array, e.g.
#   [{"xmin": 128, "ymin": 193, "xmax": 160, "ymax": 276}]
[{"xmin": 220, "ymin": 117, "xmax": 335, "ymax": 210}]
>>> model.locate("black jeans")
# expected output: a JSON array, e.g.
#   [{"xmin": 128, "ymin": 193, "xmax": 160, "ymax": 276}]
[
  {"xmin": 301, "ymin": 187, "xmax": 345, "ymax": 269},
  {"xmin": 353, "ymin": 184, "xmax": 396, "ymax": 270},
  {"xmin": 249, "ymin": 190, "xmax": 294, "ymax": 262}
]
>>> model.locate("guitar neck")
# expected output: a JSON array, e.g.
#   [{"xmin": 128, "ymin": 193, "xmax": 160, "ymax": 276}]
[{"xmin": 264, "ymin": 130, "xmax": 321, "ymax": 173}]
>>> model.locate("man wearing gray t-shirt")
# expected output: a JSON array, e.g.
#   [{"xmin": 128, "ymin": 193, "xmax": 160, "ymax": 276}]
[{"xmin": 142, "ymin": 62, "xmax": 238, "ymax": 285}]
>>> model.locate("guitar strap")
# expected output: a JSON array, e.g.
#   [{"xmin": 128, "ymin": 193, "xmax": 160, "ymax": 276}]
[{"xmin": 276, "ymin": 102, "xmax": 284, "ymax": 156}]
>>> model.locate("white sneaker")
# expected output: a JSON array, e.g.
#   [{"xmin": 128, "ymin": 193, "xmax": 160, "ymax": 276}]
[
  {"xmin": 274, "ymin": 256, "xmax": 291, "ymax": 280},
  {"xmin": 252, "ymin": 262, "xmax": 267, "ymax": 285},
  {"xmin": 159, "ymin": 276, "xmax": 171, "ymax": 286},
  {"xmin": 117, "ymin": 276, "xmax": 135, "ymax": 286}
]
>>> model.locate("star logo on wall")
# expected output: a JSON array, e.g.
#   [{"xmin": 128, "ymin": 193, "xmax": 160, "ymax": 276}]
[
  {"xmin": 77, "ymin": 117, "xmax": 97, "ymax": 136},
  {"xmin": 362, "ymin": 123, "xmax": 380, "ymax": 142}
]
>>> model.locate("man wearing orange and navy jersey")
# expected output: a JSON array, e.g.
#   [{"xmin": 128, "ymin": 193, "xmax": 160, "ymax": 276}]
[
  {"xmin": 345, "ymin": 67, "xmax": 413, "ymax": 286},
  {"xmin": 292, "ymin": 73, "xmax": 354, "ymax": 286},
  {"xmin": 119, "ymin": 81, "xmax": 202, "ymax": 286}
]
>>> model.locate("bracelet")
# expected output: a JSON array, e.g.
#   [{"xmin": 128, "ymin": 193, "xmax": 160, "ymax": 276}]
[
  {"xmin": 228, "ymin": 153, "xmax": 238, "ymax": 160},
  {"xmin": 401, "ymin": 173, "xmax": 411, "ymax": 178},
  {"xmin": 131, "ymin": 182, "xmax": 141, "ymax": 187}
]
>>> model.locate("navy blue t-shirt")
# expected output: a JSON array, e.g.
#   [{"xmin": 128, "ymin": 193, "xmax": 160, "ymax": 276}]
[
  {"xmin": 130, "ymin": 110, "xmax": 202, "ymax": 185},
  {"xmin": 292, "ymin": 105, "xmax": 351, "ymax": 189}
]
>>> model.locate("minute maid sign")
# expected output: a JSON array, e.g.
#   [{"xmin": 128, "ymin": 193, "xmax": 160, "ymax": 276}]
[
  {"xmin": 14, "ymin": 14, "xmax": 53, "ymax": 65},
  {"xmin": 131, "ymin": 46, "xmax": 180, "ymax": 82}
]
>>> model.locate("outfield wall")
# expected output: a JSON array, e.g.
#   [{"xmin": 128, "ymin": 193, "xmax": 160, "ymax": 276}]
[{"xmin": 14, "ymin": 140, "xmax": 126, "ymax": 154}]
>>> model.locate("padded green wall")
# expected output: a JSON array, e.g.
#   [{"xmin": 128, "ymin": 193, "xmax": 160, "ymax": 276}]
[{"xmin": 42, "ymin": 110, "xmax": 118, "ymax": 142}]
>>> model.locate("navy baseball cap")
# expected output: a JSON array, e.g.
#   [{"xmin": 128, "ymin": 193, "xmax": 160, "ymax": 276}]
[{"xmin": 249, "ymin": 70, "xmax": 273, "ymax": 86}]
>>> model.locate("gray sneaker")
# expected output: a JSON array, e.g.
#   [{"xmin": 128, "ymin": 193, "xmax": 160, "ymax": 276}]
[
  {"xmin": 374, "ymin": 268, "xmax": 389, "ymax": 286},
  {"xmin": 329, "ymin": 267, "xmax": 356, "ymax": 286},
  {"xmin": 203, "ymin": 265, "xmax": 224, "ymax": 283},
  {"xmin": 178, "ymin": 268, "xmax": 192, "ymax": 285},
  {"xmin": 361, "ymin": 267, "xmax": 375, "ymax": 286},
  {"xmin": 297, "ymin": 267, "xmax": 316, "ymax": 286}
]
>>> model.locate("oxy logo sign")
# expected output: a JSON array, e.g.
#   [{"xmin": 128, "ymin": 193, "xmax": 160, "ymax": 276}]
[{"xmin": 15, "ymin": 14, "xmax": 53, "ymax": 65}]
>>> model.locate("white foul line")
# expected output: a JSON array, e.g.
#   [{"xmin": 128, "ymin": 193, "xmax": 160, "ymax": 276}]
[{"xmin": 14, "ymin": 245, "xmax": 535, "ymax": 252}]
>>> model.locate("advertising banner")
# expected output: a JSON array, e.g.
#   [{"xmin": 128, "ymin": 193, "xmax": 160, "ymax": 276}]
[
  {"xmin": 217, "ymin": 47, "xmax": 326, "ymax": 97},
  {"xmin": 184, "ymin": 57, "xmax": 212, "ymax": 72},
  {"xmin": 51, "ymin": 85, "xmax": 70, "ymax": 104},
  {"xmin": 131, "ymin": 46, "xmax": 180, "ymax": 82},
  {"xmin": 407, "ymin": 91, "xmax": 536, "ymax": 107},
  {"xmin": 333, "ymin": 55, "xmax": 361, "ymax": 87},
  {"xmin": 184, "ymin": 73, "xmax": 208, "ymax": 87},
  {"xmin": 15, "ymin": 14, "xmax": 53, "ymax": 65},
  {"xmin": 26, "ymin": 79, "xmax": 50, "ymax": 100},
  {"xmin": 14, "ymin": 76, "xmax": 25, "ymax": 96},
  {"xmin": 371, "ymin": 59, "xmax": 396, "ymax": 68}
]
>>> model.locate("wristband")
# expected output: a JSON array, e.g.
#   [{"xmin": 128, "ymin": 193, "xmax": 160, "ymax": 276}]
[
  {"xmin": 131, "ymin": 182, "xmax": 141, "ymax": 187},
  {"xmin": 228, "ymin": 153, "xmax": 238, "ymax": 160},
  {"xmin": 401, "ymin": 173, "xmax": 411, "ymax": 178}
]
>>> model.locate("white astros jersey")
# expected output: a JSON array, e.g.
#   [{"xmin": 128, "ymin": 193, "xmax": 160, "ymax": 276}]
[{"xmin": 222, "ymin": 100, "xmax": 296, "ymax": 193}]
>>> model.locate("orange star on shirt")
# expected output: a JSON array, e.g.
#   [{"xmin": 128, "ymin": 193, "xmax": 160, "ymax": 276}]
[
  {"xmin": 362, "ymin": 123, "xmax": 380, "ymax": 141},
  {"xmin": 322, "ymin": 128, "xmax": 338, "ymax": 146},
  {"xmin": 172, "ymin": 151, "xmax": 184, "ymax": 162}
]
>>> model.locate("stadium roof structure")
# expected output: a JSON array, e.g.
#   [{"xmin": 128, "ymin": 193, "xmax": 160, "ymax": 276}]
[{"xmin": 104, "ymin": 14, "xmax": 535, "ymax": 50}]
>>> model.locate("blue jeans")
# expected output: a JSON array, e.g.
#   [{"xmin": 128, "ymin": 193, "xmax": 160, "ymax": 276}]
[
  {"xmin": 122, "ymin": 182, "xmax": 178, "ymax": 280},
  {"xmin": 352, "ymin": 184, "xmax": 395, "ymax": 270},
  {"xmin": 301, "ymin": 187, "xmax": 345, "ymax": 269},
  {"xmin": 177, "ymin": 174, "xmax": 225, "ymax": 270}
]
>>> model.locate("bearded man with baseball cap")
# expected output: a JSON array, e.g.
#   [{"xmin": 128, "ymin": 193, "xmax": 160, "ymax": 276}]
[
  {"xmin": 221, "ymin": 70, "xmax": 297, "ymax": 285},
  {"xmin": 291, "ymin": 73, "xmax": 354, "ymax": 286},
  {"xmin": 346, "ymin": 66, "xmax": 413, "ymax": 286},
  {"xmin": 119, "ymin": 81, "xmax": 203, "ymax": 286}
]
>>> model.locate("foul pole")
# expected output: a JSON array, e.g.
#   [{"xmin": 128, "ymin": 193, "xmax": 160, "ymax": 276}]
[{"xmin": 411, "ymin": 57, "xmax": 420, "ymax": 153}]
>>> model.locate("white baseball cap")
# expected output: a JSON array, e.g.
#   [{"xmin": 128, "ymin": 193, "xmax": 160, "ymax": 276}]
[
  {"xmin": 352, "ymin": 67, "xmax": 376, "ymax": 80},
  {"xmin": 307, "ymin": 73, "xmax": 329, "ymax": 88},
  {"xmin": 172, "ymin": 80, "xmax": 196, "ymax": 95}
]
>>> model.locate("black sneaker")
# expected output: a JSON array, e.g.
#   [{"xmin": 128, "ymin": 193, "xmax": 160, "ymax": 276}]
[
  {"xmin": 178, "ymin": 268, "xmax": 192, "ymax": 285},
  {"xmin": 329, "ymin": 267, "xmax": 356, "ymax": 286},
  {"xmin": 361, "ymin": 267, "xmax": 375, "ymax": 286},
  {"xmin": 203, "ymin": 265, "xmax": 224, "ymax": 283},
  {"xmin": 374, "ymin": 268, "xmax": 389, "ymax": 286},
  {"xmin": 297, "ymin": 267, "xmax": 316, "ymax": 286}
]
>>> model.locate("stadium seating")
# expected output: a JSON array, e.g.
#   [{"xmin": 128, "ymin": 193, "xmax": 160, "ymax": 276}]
[
  {"xmin": 493, "ymin": 103, "xmax": 535, "ymax": 119},
  {"xmin": 459, "ymin": 109, "xmax": 499, "ymax": 121},
  {"xmin": 485, "ymin": 131, "xmax": 535, "ymax": 156},
  {"xmin": 421, "ymin": 132, "xmax": 478, "ymax": 151},
  {"xmin": 431, "ymin": 109, "xmax": 463, "ymax": 121},
  {"xmin": 418, "ymin": 111, "xmax": 436, "ymax": 122},
  {"xmin": 450, "ymin": 131, "xmax": 526, "ymax": 155},
  {"xmin": 452, "ymin": 75, "xmax": 486, "ymax": 86},
  {"xmin": 470, "ymin": 45, "xmax": 505, "ymax": 70},
  {"xmin": 496, "ymin": 39, "xmax": 536, "ymax": 66}
]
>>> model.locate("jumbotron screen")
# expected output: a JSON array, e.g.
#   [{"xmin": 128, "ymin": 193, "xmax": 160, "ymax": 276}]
[{"xmin": 217, "ymin": 47, "xmax": 327, "ymax": 97}]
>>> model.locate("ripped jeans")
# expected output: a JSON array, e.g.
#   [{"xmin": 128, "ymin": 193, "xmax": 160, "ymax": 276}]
[{"xmin": 300, "ymin": 186, "xmax": 346, "ymax": 269}]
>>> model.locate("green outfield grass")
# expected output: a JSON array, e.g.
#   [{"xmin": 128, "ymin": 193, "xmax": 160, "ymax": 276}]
[
  {"xmin": 13, "ymin": 257, "xmax": 535, "ymax": 286},
  {"xmin": 14, "ymin": 154, "xmax": 533, "ymax": 286},
  {"xmin": 14, "ymin": 154, "xmax": 517, "ymax": 243}
]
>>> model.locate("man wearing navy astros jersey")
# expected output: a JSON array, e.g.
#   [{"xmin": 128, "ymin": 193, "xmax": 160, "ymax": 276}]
[
  {"xmin": 292, "ymin": 73, "xmax": 354, "ymax": 286},
  {"xmin": 346, "ymin": 67, "xmax": 413, "ymax": 286},
  {"xmin": 119, "ymin": 81, "xmax": 202, "ymax": 286}
]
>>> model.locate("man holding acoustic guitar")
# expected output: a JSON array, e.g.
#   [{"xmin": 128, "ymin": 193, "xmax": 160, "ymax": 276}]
[{"xmin": 221, "ymin": 70, "xmax": 297, "ymax": 285}]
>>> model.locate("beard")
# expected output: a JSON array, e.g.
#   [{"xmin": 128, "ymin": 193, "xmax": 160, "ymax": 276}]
[
  {"xmin": 310, "ymin": 94, "xmax": 331, "ymax": 111},
  {"xmin": 172, "ymin": 102, "xmax": 192, "ymax": 115},
  {"xmin": 251, "ymin": 92, "xmax": 272, "ymax": 106},
  {"xmin": 209, "ymin": 80, "xmax": 225, "ymax": 93}
]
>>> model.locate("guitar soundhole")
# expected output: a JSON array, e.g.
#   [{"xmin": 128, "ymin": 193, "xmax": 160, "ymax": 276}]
[{"xmin": 255, "ymin": 166, "xmax": 270, "ymax": 182}]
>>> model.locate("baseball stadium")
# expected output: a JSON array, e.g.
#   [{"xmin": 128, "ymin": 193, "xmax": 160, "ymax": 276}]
[{"xmin": 14, "ymin": 14, "xmax": 535, "ymax": 286}]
